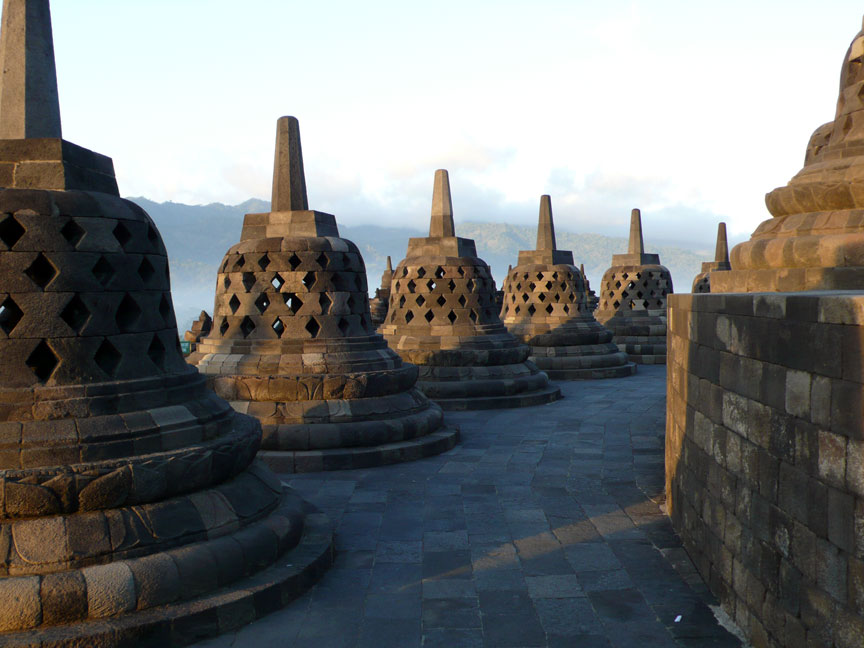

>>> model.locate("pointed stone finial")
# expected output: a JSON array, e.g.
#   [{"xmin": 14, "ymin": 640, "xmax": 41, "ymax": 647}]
[
  {"xmin": 715, "ymin": 222, "xmax": 729, "ymax": 264},
  {"xmin": 0, "ymin": 0, "xmax": 61, "ymax": 139},
  {"xmin": 271, "ymin": 116, "xmax": 308, "ymax": 212},
  {"xmin": 386, "ymin": 256, "xmax": 392, "ymax": 272},
  {"xmin": 536, "ymin": 195, "xmax": 557, "ymax": 251},
  {"xmin": 627, "ymin": 209, "xmax": 644, "ymax": 255},
  {"xmin": 430, "ymin": 169, "xmax": 455, "ymax": 237}
]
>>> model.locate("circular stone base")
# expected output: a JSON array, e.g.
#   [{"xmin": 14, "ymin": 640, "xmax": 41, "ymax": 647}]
[
  {"xmin": 628, "ymin": 354, "xmax": 666, "ymax": 365},
  {"xmin": 0, "ymin": 492, "xmax": 334, "ymax": 648},
  {"xmin": 542, "ymin": 362, "xmax": 637, "ymax": 380},
  {"xmin": 432, "ymin": 384, "xmax": 562, "ymax": 411},
  {"xmin": 258, "ymin": 425, "xmax": 461, "ymax": 473}
]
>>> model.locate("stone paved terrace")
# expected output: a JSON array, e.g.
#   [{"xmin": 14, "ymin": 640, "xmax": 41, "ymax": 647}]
[{"xmin": 194, "ymin": 366, "xmax": 745, "ymax": 648}]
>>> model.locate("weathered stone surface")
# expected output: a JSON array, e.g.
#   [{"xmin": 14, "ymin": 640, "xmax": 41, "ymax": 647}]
[
  {"xmin": 595, "ymin": 209, "xmax": 673, "ymax": 364},
  {"xmin": 501, "ymin": 195, "xmax": 635, "ymax": 380},
  {"xmin": 379, "ymin": 170, "xmax": 561, "ymax": 409},
  {"xmin": 189, "ymin": 118, "xmax": 457, "ymax": 470},
  {"xmin": 692, "ymin": 222, "xmax": 731, "ymax": 293}
]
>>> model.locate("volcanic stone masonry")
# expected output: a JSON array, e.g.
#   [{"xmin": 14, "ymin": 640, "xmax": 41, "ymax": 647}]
[
  {"xmin": 691, "ymin": 222, "xmax": 731, "ymax": 293},
  {"xmin": 501, "ymin": 195, "xmax": 635, "ymax": 380},
  {"xmin": 666, "ymin": 16, "xmax": 864, "ymax": 648},
  {"xmin": 188, "ymin": 117, "xmax": 458, "ymax": 473},
  {"xmin": 369, "ymin": 255, "xmax": 392, "ymax": 326},
  {"xmin": 379, "ymin": 169, "xmax": 561, "ymax": 409},
  {"xmin": 183, "ymin": 310, "xmax": 212, "ymax": 353},
  {"xmin": 595, "ymin": 209, "xmax": 672, "ymax": 364},
  {"xmin": 0, "ymin": 1, "xmax": 333, "ymax": 646}
]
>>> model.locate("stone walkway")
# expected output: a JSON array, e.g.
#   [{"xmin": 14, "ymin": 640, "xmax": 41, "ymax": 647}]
[{"xmin": 194, "ymin": 366, "xmax": 743, "ymax": 648}]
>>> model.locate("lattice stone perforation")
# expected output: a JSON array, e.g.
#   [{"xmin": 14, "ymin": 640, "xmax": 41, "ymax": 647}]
[
  {"xmin": 500, "ymin": 266, "xmax": 588, "ymax": 322},
  {"xmin": 598, "ymin": 266, "xmax": 673, "ymax": 313},
  {"xmin": 0, "ymin": 214, "xmax": 25, "ymax": 248}
]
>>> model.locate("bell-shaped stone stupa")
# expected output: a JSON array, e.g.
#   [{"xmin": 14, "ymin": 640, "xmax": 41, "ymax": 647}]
[
  {"xmin": 595, "ymin": 209, "xmax": 673, "ymax": 364},
  {"xmin": 501, "ymin": 196, "xmax": 635, "ymax": 379},
  {"xmin": 369, "ymin": 255, "xmax": 393, "ymax": 325},
  {"xmin": 713, "ymin": 19, "xmax": 864, "ymax": 292},
  {"xmin": 691, "ymin": 223, "xmax": 731, "ymax": 293},
  {"xmin": 380, "ymin": 170, "xmax": 561, "ymax": 409},
  {"xmin": 0, "ymin": 2, "xmax": 332, "ymax": 646},
  {"xmin": 189, "ymin": 118, "xmax": 458, "ymax": 472}
]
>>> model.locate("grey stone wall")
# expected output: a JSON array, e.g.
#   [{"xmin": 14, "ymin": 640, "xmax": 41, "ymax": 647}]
[{"xmin": 666, "ymin": 291, "xmax": 864, "ymax": 648}]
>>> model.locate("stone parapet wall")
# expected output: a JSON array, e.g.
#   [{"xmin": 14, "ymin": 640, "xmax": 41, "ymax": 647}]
[{"xmin": 666, "ymin": 291, "xmax": 864, "ymax": 648}]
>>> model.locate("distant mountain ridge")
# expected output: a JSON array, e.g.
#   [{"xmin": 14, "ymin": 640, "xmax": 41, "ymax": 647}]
[{"xmin": 129, "ymin": 197, "xmax": 709, "ymax": 332}]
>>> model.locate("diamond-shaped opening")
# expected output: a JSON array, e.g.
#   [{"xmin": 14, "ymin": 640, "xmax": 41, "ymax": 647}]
[
  {"xmin": 255, "ymin": 293, "xmax": 270, "ymax": 313},
  {"xmin": 636, "ymin": 291, "xmax": 644, "ymax": 299},
  {"xmin": 92, "ymin": 256, "xmax": 115, "ymax": 287},
  {"xmin": 545, "ymin": 281, "xmax": 553, "ymax": 290},
  {"xmin": 284, "ymin": 293, "xmax": 303, "ymax": 314},
  {"xmin": 447, "ymin": 310, "xmax": 457, "ymax": 324},
  {"xmin": 538, "ymin": 294, "xmax": 546, "ymax": 302},
  {"xmin": 147, "ymin": 335, "xmax": 166, "ymax": 370},
  {"xmin": 240, "ymin": 316, "xmax": 256, "ymax": 338},
  {"xmin": 94, "ymin": 339, "xmax": 120, "ymax": 378},
  {"xmin": 553, "ymin": 293, "xmax": 561, "ymax": 302},
  {"xmin": 521, "ymin": 293, "xmax": 529, "ymax": 302},
  {"xmin": 113, "ymin": 222, "xmax": 132, "ymax": 249},
  {"xmin": 424, "ymin": 310, "xmax": 434, "ymax": 323},
  {"xmin": 303, "ymin": 271, "xmax": 316, "ymax": 289},
  {"xmin": 320, "ymin": 293, "xmax": 332, "ymax": 314},
  {"xmin": 528, "ymin": 282, "xmax": 536, "ymax": 291},
  {"xmin": 221, "ymin": 259, "xmax": 230, "ymax": 272},
  {"xmin": 402, "ymin": 267, "xmax": 408, "ymax": 277},
  {"xmin": 316, "ymin": 252, "xmax": 328, "ymax": 269},
  {"xmin": 457, "ymin": 267, "xmax": 465, "ymax": 277},
  {"xmin": 147, "ymin": 224, "xmax": 159, "ymax": 250},
  {"xmin": 271, "ymin": 274, "xmax": 284, "ymax": 291},
  {"xmin": 552, "ymin": 272, "xmax": 559, "ymax": 280},
  {"xmin": 138, "ymin": 257, "xmax": 155, "ymax": 283},
  {"xmin": 613, "ymin": 300, "xmax": 621, "ymax": 309},
  {"xmin": 427, "ymin": 279, "xmax": 436, "ymax": 291},
  {"xmin": 622, "ymin": 273, "xmax": 629, "ymax": 280},
  {"xmin": 621, "ymin": 291, "xmax": 629, "ymax": 299},
  {"xmin": 458, "ymin": 295, "xmax": 466, "ymax": 307},
  {"xmin": 219, "ymin": 317, "xmax": 229, "ymax": 336},
  {"xmin": 435, "ymin": 266, "xmax": 445, "ymax": 279},
  {"xmin": 407, "ymin": 280, "xmax": 416, "ymax": 293},
  {"xmin": 25, "ymin": 253, "xmax": 57, "ymax": 289},
  {"xmin": 536, "ymin": 272, "xmax": 543, "ymax": 281},
  {"xmin": 416, "ymin": 295, "xmax": 426, "ymax": 307},
  {"xmin": 615, "ymin": 281, "xmax": 622, "ymax": 289},
  {"xmin": 159, "ymin": 295, "xmax": 172, "ymax": 322},
  {"xmin": 417, "ymin": 267, "xmax": 427, "ymax": 278},
  {"xmin": 338, "ymin": 317, "xmax": 350, "ymax": 336},
  {"xmin": 0, "ymin": 215, "xmax": 25, "ymax": 248},
  {"xmin": 436, "ymin": 295, "xmax": 446, "ymax": 307},
  {"xmin": 25, "ymin": 340, "xmax": 58, "ymax": 382},
  {"xmin": 399, "ymin": 295, "xmax": 406, "ymax": 308},
  {"xmin": 229, "ymin": 294, "xmax": 241, "ymax": 314},
  {"xmin": 0, "ymin": 296, "xmax": 23, "ymax": 334},
  {"xmin": 242, "ymin": 272, "xmax": 256, "ymax": 292},
  {"xmin": 469, "ymin": 310, "xmax": 478, "ymax": 323},
  {"xmin": 257, "ymin": 254, "xmax": 271, "ymax": 272},
  {"xmin": 60, "ymin": 219, "xmax": 85, "ymax": 247},
  {"xmin": 223, "ymin": 276, "xmax": 231, "ymax": 290},
  {"xmin": 563, "ymin": 304, "xmax": 570, "ymax": 314},
  {"xmin": 288, "ymin": 253, "xmax": 302, "ymax": 270},
  {"xmin": 116, "ymin": 294, "xmax": 142, "ymax": 332},
  {"xmin": 515, "ymin": 305, "xmax": 521, "ymax": 314},
  {"xmin": 305, "ymin": 317, "xmax": 320, "ymax": 338},
  {"xmin": 272, "ymin": 317, "xmax": 285, "ymax": 338},
  {"xmin": 528, "ymin": 304, "xmax": 537, "ymax": 315},
  {"xmin": 466, "ymin": 279, "xmax": 475, "ymax": 291},
  {"xmin": 545, "ymin": 304, "xmax": 554, "ymax": 314},
  {"xmin": 405, "ymin": 310, "xmax": 414, "ymax": 323},
  {"xmin": 448, "ymin": 280, "xmax": 456, "ymax": 291},
  {"xmin": 233, "ymin": 256, "xmax": 246, "ymax": 271},
  {"xmin": 60, "ymin": 294, "xmax": 90, "ymax": 333}
]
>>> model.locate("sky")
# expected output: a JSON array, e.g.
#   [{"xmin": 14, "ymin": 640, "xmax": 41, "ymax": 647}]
[{"xmin": 49, "ymin": 1, "xmax": 863, "ymax": 250}]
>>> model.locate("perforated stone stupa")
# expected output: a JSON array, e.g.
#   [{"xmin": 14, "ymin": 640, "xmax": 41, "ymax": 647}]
[
  {"xmin": 691, "ymin": 223, "xmax": 731, "ymax": 293},
  {"xmin": 595, "ymin": 209, "xmax": 672, "ymax": 364},
  {"xmin": 379, "ymin": 170, "xmax": 561, "ymax": 409},
  {"xmin": 501, "ymin": 196, "xmax": 635, "ymax": 379},
  {"xmin": 189, "ymin": 118, "xmax": 458, "ymax": 472},
  {"xmin": 369, "ymin": 256, "xmax": 393, "ymax": 326},
  {"xmin": 0, "ymin": 2, "xmax": 332, "ymax": 646}
]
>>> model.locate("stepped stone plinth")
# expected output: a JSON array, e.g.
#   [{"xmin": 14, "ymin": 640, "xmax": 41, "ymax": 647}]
[
  {"xmin": 379, "ymin": 170, "xmax": 561, "ymax": 410},
  {"xmin": 189, "ymin": 118, "xmax": 458, "ymax": 472},
  {"xmin": 0, "ymin": 2, "xmax": 332, "ymax": 646},
  {"xmin": 501, "ymin": 196, "xmax": 635, "ymax": 379},
  {"xmin": 183, "ymin": 309, "xmax": 212, "ymax": 352},
  {"xmin": 369, "ymin": 256, "xmax": 393, "ymax": 325},
  {"xmin": 595, "ymin": 209, "xmax": 672, "ymax": 364},
  {"xmin": 691, "ymin": 223, "xmax": 731, "ymax": 293}
]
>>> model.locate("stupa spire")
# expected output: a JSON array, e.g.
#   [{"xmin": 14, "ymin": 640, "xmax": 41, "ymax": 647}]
[
  {"xmin": 386, "ymin": 255, "xmax": 392, "ymax": 272},
  {"xmin": 627, "ymin": 208, "xmax": 645, "ymax": 255},
  {"xmin": 715, "ymin": 222, "xmax": 729, "ymax": 264},
  {"xmin": 536, "ymin": 195, "xmax": 557, "ymax": 251},
  {"xmin": 0, "ymin": 0, "xmax": 61, "ymax": 139},
  {"xmin": 271, "ymin": 116, "xmax": 309, "ymax": 211},
  {"xmin": 430, "ymin": 169, "xmax": 455, "ymax": 237}
]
